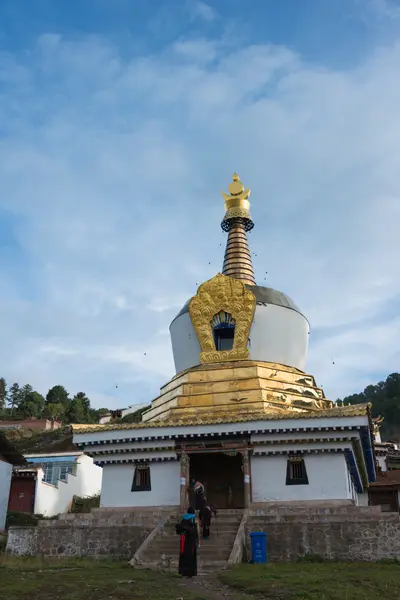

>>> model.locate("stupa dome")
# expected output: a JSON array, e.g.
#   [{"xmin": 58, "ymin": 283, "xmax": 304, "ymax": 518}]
[
  {"xmin": 169, "ymin": 174, "xmax": 309, "ymax": 375},
  {"xmin": 170, "ymin": 284, "xmax": 309, "ymax": 374}
]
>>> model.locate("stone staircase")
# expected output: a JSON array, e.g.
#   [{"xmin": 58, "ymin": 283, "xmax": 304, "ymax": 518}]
[{"xmin": 136, "ymin": 509, "xmax": 243, "ymax": 572}]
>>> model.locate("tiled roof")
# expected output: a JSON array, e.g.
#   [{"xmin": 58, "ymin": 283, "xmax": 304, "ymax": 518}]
[{"xmin": 72, "ymin": 403, "xmax": 370, "ymax": 434}]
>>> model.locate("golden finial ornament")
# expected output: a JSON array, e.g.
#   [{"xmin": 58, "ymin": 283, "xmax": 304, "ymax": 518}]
[
  {"xmin": 220, "ymin": 172, "xmax": 256, "ymax": 286},
  {"xmin": 221, "ymin": 173, "xmax": 253, "ymax": 230},
  {"xmin": 222, "ymin": 173, "xmax": 251, "ymax": 203}
]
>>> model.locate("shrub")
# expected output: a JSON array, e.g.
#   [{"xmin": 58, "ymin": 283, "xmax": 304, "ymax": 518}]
[
  {"xmin": 70, "ymin": 494, "xmax": 100, "ymax": 514},
  {"xmin": 5, "ymin": 511, "xmax": 39, "ymax": 529}
]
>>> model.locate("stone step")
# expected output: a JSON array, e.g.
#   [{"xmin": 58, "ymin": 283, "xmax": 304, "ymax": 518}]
[
  {"xmin": 155, "ymin": 535, "xmax": 236, "ymax": 545},
  {"xmin": 164, "ymin": 523, "xmax": 241, "ymax": 531},
  {"xmin": 205, "ymin": 509, "xmax": 244, "ymax": 515},
  {"xmin": 150, "ymin": 544, "xmax": 235, "ymax": 556},
  {"xmin": 162, "ymin": 529, "xmax": 238, "ymax": 538},
  {"xmin": 165, "ymin": 524, "xmax": 240, "ymax": 531},
  {"xmin": 168, "ymin": 514, "xmax": 242, "ymax": 521},
  {"xmin": 143, "ymin": 549, "xmax": 231, "ymax": 561}
]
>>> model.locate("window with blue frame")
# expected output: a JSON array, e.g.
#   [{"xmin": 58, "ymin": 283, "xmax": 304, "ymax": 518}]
[
  {"xmin": 26, "ymin": 456, "xmax": 78, "ymax": 486},
  {"xmin": 42, "ymin": 461, "xmax": 77, "ymax": 486},
  {"xmin": 211, "ymin": 311, "xmax": 235, "ymax": 351}
]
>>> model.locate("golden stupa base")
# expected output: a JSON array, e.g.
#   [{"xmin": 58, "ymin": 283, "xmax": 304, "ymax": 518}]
[{"xmin": 141, "ymin": 361, "xmax": 333, "ymax": 423}]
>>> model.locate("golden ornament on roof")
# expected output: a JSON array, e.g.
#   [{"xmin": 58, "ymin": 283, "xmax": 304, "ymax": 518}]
[{"xmin": 222, "ymin": 173, "xmax": 251, "ymax": 203}]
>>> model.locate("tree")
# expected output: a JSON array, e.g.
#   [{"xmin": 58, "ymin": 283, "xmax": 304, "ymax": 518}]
[
  {"xmin": 44, "ymin": 402, "xmax": 65, "ymax": 422},
  {"xmin": 65, "ymin": 392, "xmax": 92, "ymax": 424},
  {"xmin": 0, "ymin": 378, "xmax": 6, "ymax": 410},
  {"xmin": 119, "ymin": 405, "xmax": 151, "ymax": 424},
  {"xmin": 18, "ymin": 388, "xmax": 45, "ymax": 418},
  {"xmin": 7, "ymin": 383, "xmax": 23, "ymax": 415},
  {"xmin": 340, "ymin": 372, "xmax": 400, "ymax": 441},
  {"xmin": 97, "ymin": 408, "xmax": 109, "ymax": 416},
  {"xmin": 46, "ymin": 385, "xmax": 70, "ymax": 407}
]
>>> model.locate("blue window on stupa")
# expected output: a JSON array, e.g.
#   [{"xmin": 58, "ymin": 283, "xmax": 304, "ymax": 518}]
[{"xmin": 211, "ymin": 311, "xmax": 235, "ymax": 351}]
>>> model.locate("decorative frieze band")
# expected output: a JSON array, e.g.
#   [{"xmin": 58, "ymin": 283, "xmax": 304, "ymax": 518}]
[
  {"xmin": 252, "ymin": 436, "xmax": 358, "ymax": 446},
  {"xmin": 80, "ymin": 424, "xmax": 360, "ymax": 446},
  {"xmin": 89, "ymin": 446, "xmax": 174, "ymax": 456},
  {"xmin": 253, "ymin": 447, "xmax": 346, "ymax": 456},
  {"xmin": 94, "ymin": 456, "xmax": 179, "ymax": 466}
]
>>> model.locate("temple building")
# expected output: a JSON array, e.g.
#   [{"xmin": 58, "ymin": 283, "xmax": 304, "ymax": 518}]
[
  {"xmin": 368, "ymin": 421, "xmax": 400, "ymax": 513},
  {"xmin": 73, "ymin": 174, "xmax": 377, "ymax": 512}
]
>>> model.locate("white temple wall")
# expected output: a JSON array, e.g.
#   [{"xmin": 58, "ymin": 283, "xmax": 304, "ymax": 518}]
[
  {"xmin": 376, "ymin": 455, "xmax": 387, "ymax": 472},
  {"xmin": 251, "ymin": 454, "xmax": 351, "ymax": 503},
  {"xmin": 100, "ymin": 461, "xmax": 180, "ymax": 508},
  {"xmin": 0, "ymin": 458, "xmax": 12, "ymax": 532},
  {"xmin": 249, "ymin": 304, "xmax": 309, "ymax": 371}
]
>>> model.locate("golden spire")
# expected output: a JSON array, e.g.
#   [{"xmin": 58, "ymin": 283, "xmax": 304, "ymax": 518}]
[{"xmin": 221, "ymin": 173, "xmax": 256, "ymax": 286}]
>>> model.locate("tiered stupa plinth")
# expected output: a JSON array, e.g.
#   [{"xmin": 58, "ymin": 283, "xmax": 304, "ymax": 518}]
[{"xmin": 141, "ymin": 360, "xmax": 332, "ymax": 423}]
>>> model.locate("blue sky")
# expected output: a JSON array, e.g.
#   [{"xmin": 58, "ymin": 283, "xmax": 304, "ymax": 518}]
[{"xmin": 1, "ymin": 0, "xmax": 399, "ymax": 409}]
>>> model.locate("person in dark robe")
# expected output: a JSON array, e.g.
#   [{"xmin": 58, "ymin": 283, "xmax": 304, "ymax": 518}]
[
  {"xmin": 176, "ymin": 506, "xmax": 199, "ymax": 578},
  {"xmin": 189, "ymin": 478, "xmax": 206, "ymax": 511},
  {"xmin": 199, "ymin": 500, "xmax": 217, "ymax": 540}
]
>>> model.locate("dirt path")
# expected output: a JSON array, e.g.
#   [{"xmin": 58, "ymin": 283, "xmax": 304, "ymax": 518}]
[{"xmin": 179, "ymin": 572, "xmax": 254, "ymax": 600}]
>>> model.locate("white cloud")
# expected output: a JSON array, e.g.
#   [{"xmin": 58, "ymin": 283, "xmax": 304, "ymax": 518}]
[
  {"xmin": 370, "ymin": 0, "xmax": 400, "ymax": 19},
  {"xmin": 187, "ymin": 0, "xmax": 218, "ymax": 23},
  {"xmin": 0, "ymin": 25, "xmax": 399, "ymax": 409}
]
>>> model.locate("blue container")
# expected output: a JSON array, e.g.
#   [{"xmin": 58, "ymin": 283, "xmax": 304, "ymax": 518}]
[{"xmin": 250, "ymin": 531, "xmax": 267, "ymax": 564}]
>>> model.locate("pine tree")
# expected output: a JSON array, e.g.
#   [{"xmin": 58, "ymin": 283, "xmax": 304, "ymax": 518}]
[
  {"xmin": 45, "ymin": 385, "xmax": 70, "ymax": 407},
  {"xmin": 0, "ymin": 378, "xmax": 6, "ymax": 410},
  {"xmin": 7, "ymin": 383, "xmax": 23, "ymax": 415}
]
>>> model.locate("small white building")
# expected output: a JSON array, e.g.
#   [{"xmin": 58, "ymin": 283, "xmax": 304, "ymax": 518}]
[
  {"xmin": 0, "ymin": 432, "xmax": 25, "ymax": 531},
  {"xmin": 9, "ymin": 451, "xmax": 102, "ymax": 517}
]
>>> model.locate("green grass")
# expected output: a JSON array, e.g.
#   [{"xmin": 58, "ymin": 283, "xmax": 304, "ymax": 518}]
[
  {"xmin": 0, "ymin": 557, "xmax": 204, "ymax": 600},
  {"xmin": 219, "ymin": 562, "xmax": 400, "ymax": 600},
  {"xmin": 2, "ymin": 558, "xmax": 400, "ymax": 600}
]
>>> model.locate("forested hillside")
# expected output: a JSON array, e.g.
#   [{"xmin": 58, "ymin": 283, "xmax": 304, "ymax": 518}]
[
  {"xmin": 338, "ymin": 373, "xmax": 400, "ymax": 441},
  {"xmin": 0, "ymin": 379, "xmax": 108, "ymax": 424}
]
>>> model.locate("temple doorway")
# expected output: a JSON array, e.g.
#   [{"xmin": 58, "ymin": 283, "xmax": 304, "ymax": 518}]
[{"xmin": 189, "ymin": 452, "xmax": 244, "ymax": 509}]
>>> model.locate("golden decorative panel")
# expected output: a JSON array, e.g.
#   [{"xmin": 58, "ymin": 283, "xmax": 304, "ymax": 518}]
[{"xmin": 188, "ymin": 273, "xmax": 256, "ymax": 363}]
